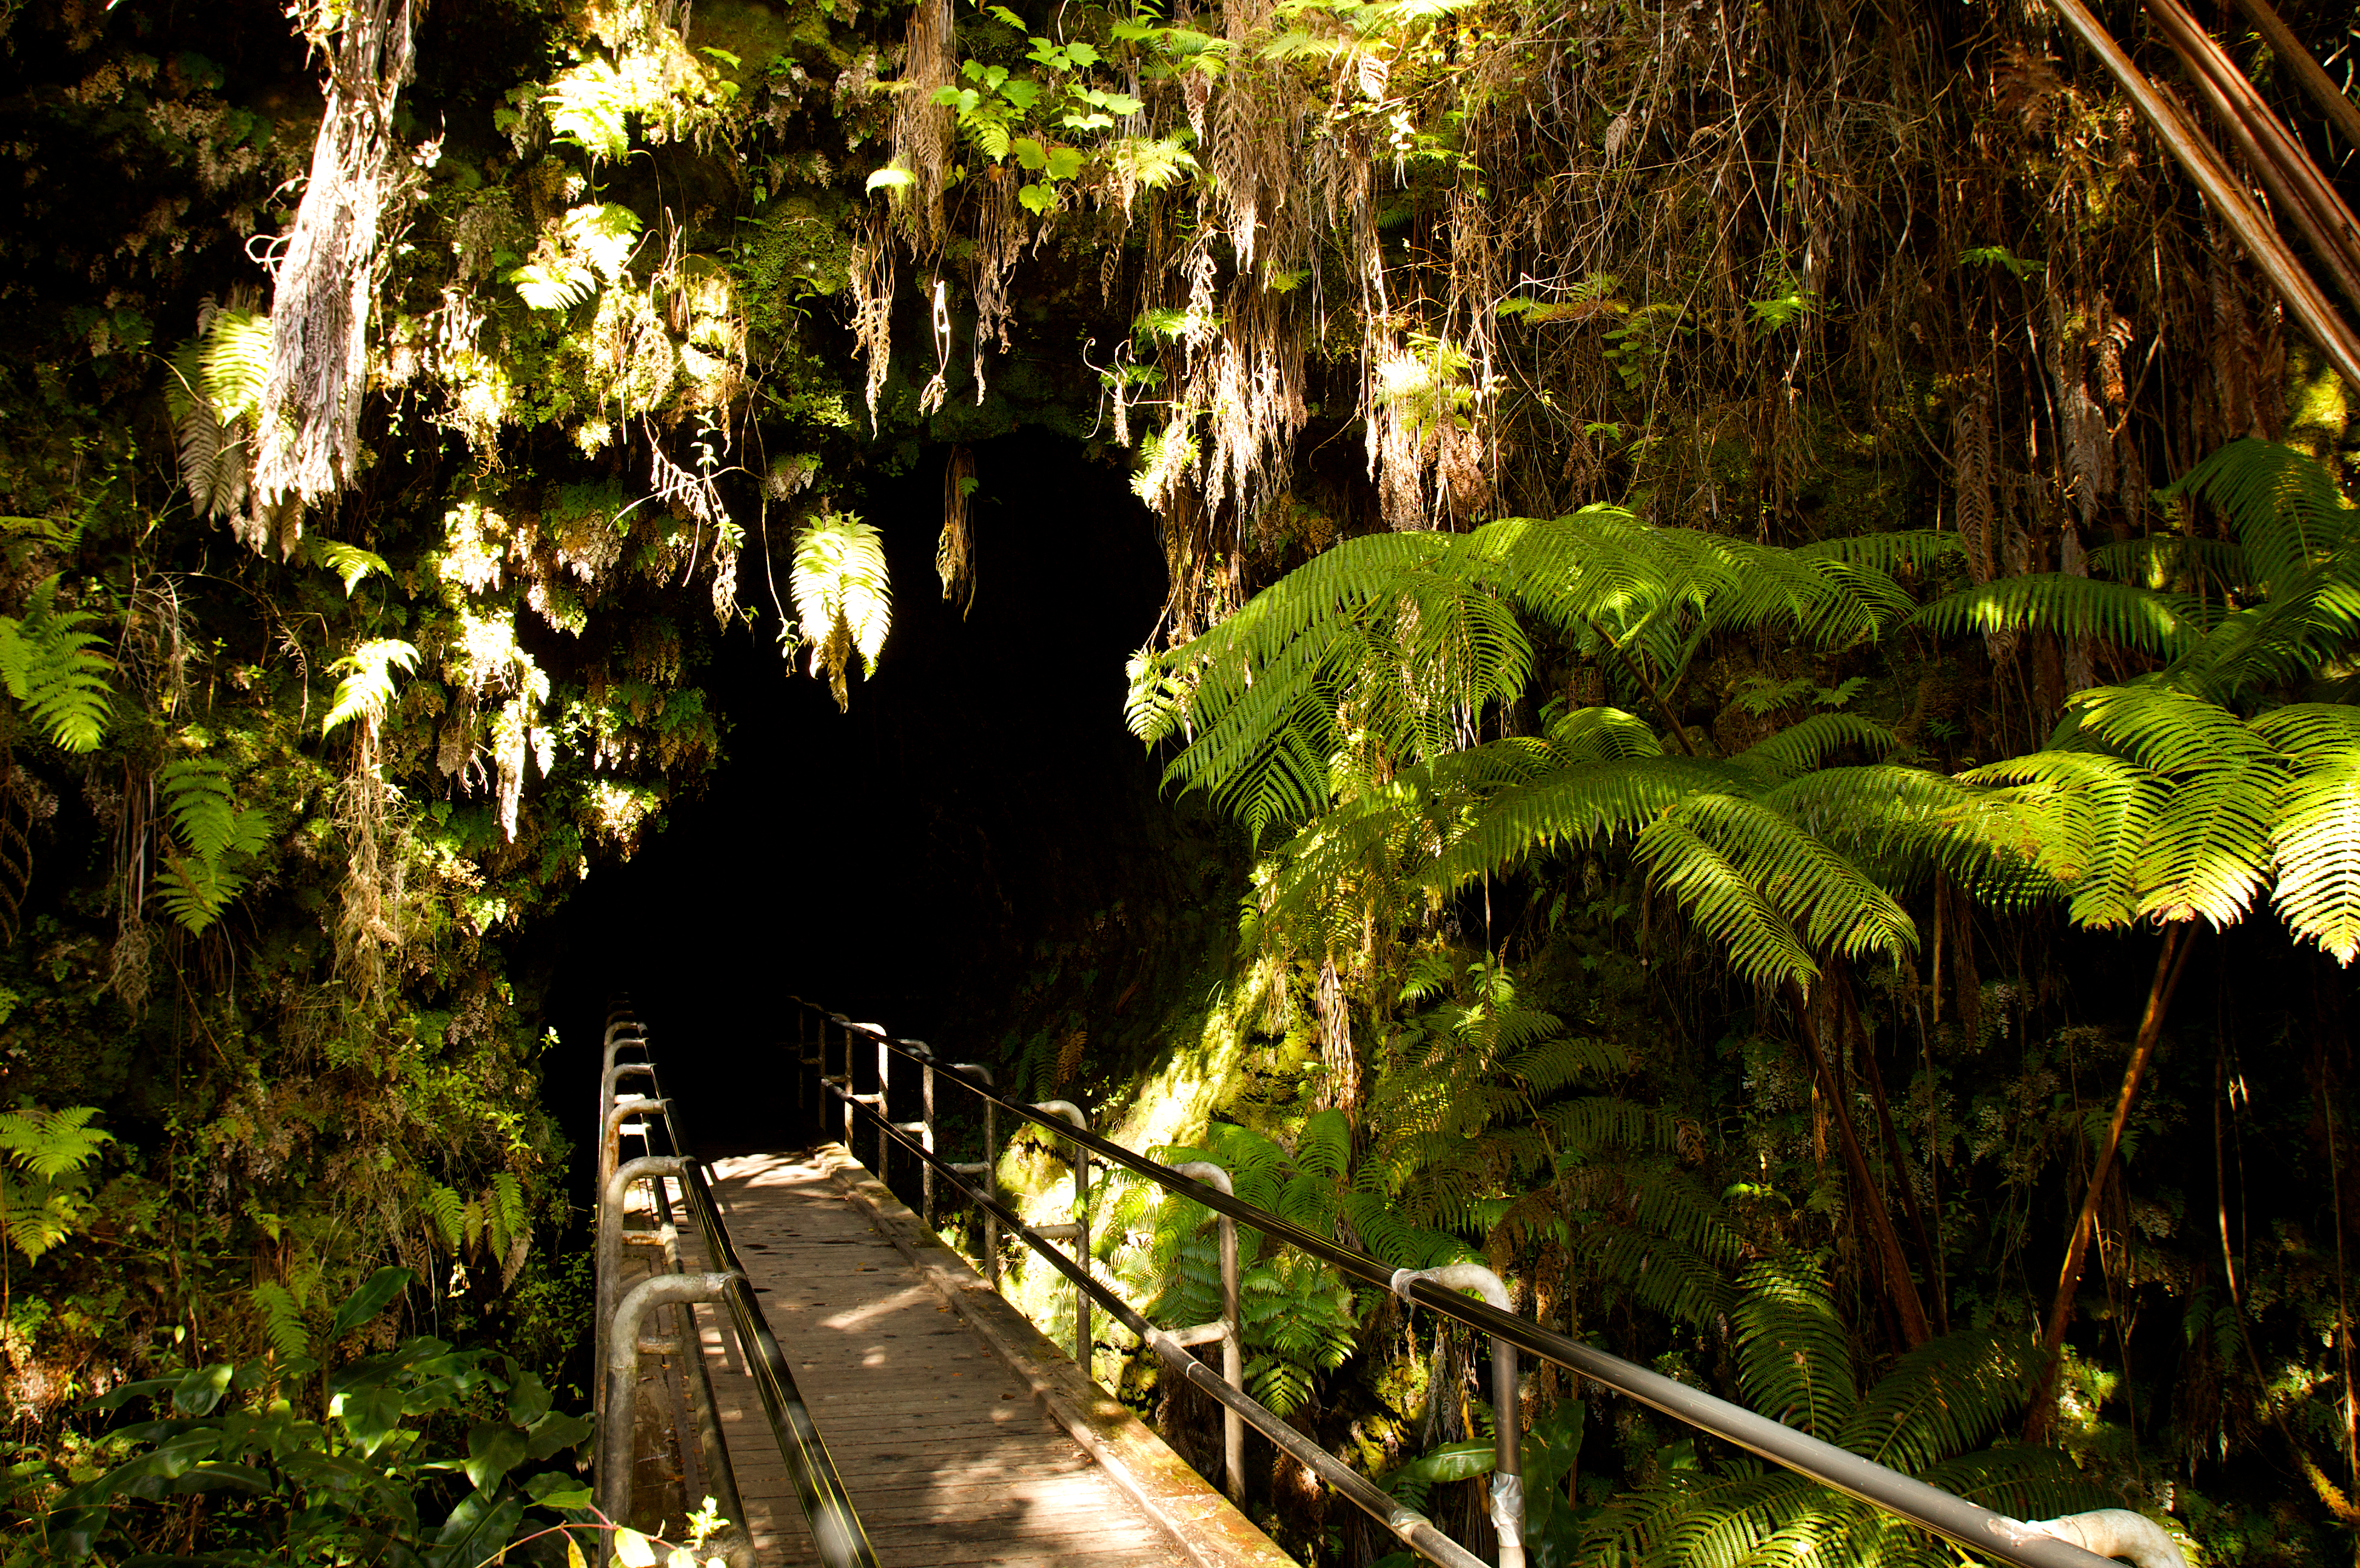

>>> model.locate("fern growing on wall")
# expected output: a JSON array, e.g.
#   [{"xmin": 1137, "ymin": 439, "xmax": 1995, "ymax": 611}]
[
  {"xmin": 153, "ymin": 758, "xmax": 272, "ymax": 935},
  {"xmin": 0, "ymin": 1105, "xmax": 112, "ymax": 1265},
  {"xmin": 0, "ymin": 575, "xmax": 113, "ymax": 754},
  {"xmin": 168, "ymin": 301, "xmax": 270, "ymax": 522},
  {"xmin": 790, "ymin": 511, "xmax": 892, "ymax": 712}
]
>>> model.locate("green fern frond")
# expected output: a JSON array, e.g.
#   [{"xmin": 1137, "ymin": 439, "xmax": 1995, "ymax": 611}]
[
  {"xmin": 198, "ymin": 307, "xmax": 272, "ymax": 426},
  {"xmin": 1727, "ymin": 713, "xmax": 1896, "ymax": 785},
  {"xmin": 1836, "ymin": 1328, "xmax": 2035, "ymax": 1475},
  {"xmin": 251, "ymin": 1281, "xmax": 312, "ymax": 1359},
  {"xmin": 1909, "ymin": 572, "xmax": 2204, "ymax": 655},
  {"xmin": 2086, "ymin": 534, "xmax": 2251, "ymax": 592},
  {"xmin": 423, "ymin": 1184, "xmax": 466, "ymax": 1253},
  {"xmin": 491, "ymin": 1170, "xmax": 529, "ymax": 1258},
  {"xmin": 2167, "ymin": 436, "xmax": 2359, "ymax": 592},
  {"xmin": 791, "ymin": 512, "xmax": 891, "ymax": 712},
  {"xmin": 1791, "ymin": 529, "xmax": 1963, "ymax": 575},
  {"xmin": 323, "ymin": 638, "xmax": 421, "ymax": 734},
  {"xmin": 2255, "ymin": 704, "xmax": 2360, "ymax": 962},
  {"xmin": 0, "ymin": 576, "xmax": 113, "ymax": 753},
  {"xmin": 0, "ymin": 1104, "xmax": 111, "ymax": 1180},
  {"xmin": 2167, "ymin": 554, "xmax": 2360, "ymax": 699},
  {"xmin": 1638, "ymin": 794, "xmax": 1917, "ymax": 987},
  {"xmin": 1732, "ymin": 1256, "xmax": 1858, "ymax": 1437}
]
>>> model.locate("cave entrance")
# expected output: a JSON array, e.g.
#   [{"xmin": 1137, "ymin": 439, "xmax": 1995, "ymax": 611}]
[{"xmin": 533, "ymin": 430, "xmax": 1175, "ymax": 1150}]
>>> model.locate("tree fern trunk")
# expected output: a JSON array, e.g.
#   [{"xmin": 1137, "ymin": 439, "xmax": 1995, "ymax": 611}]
[
  {"xmin": 2025, "ymin": 923, "xmax": 2196, "ymax": 1441},
  {"xmin": 1785, "ymin": 982, "xmax": 1931, "ymax": 1347},
  {"xmin": 1835, "ymin": 970, "xmax": 1948, "ymax": 1335}
]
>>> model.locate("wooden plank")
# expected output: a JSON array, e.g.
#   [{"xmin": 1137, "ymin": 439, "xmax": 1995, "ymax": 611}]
[{"xmin": 674, "ymin": 1155, "xmax": 1191, "ymax": 1568}]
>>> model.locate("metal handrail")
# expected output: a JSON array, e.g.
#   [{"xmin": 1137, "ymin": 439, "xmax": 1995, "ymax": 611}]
[
  {"xmin": 598, "ymin": 1010, "xmax": 878, "ymax": 1568},
  {"xmin": 786, "ymin": 998, "xmax": 2123, "ymax": 1568},
  {"xmin": 817, "ymin": 1053, "xmax": 1490, "ymax": 1568}
]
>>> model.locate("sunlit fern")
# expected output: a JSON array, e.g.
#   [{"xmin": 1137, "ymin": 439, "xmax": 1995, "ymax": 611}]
[
  {"xmin": 791, "ymin": 511, "xmax": 892, "ymax": 712},
  {"xmin": 0, "ymin": 575, "xmax": 113, "ymax": 754},
  {"xmin": 1108, "ymin": 1113, "xmax": 1374, "ymax": 1416},
  {"xmin": 169, "ymin": 303, "xmax": 269, "ymax": 521},
  {"xmin": 1135, "ymin": 511, "xmax": 2023, "ymax": 990},
  {"xmin": 1912, "ymin": 437, "xmax": 2360, "ymax": 704}
]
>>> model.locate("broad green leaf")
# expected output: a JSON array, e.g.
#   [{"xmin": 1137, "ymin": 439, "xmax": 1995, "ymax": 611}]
[
  {"xmin": 526, "ymin": 1469, "xmax": 596, "ymax": 1510},
  {"xmin": 338, "ymin": 1384, "xmax": 404, "ymax": 1456},
  {"xmin": 172, "ymin": 1364, "xmax": 233, "ymax": 1417},
  {"xmin": 1013, "ymin": 136, "xmax": 1048, "ymax": 171},
  {"xmin": 526, "ymin": 1409, "xmax": 594, "ymax": 1461},
  {"xmin": 614, "ymin": 1527, "xmax": 659, "ymax": 1567},
  {"xmin": 464, "ymin": 1421, "xmax": 529, "ymax": 1491},
  {"xmin": 327, "ymin": 1265, "xmax": 415, "ymax": 1340}
]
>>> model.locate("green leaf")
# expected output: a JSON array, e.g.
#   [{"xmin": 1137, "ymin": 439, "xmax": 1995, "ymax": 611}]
[
  {"xmin": 865, "ymin": 164, "xmax": 917, "ymax": 194},
  {"xmin": 1045, "ymin": 145, "xmax": 1084, "ymax": 181},
  {"xmin": 1012, "ymin": 136, "xmax": 1048, "ymax": 171},
  {"xmin": 327, "ymin": 1265, "xmax": 415, "ymax": 1341},
  {"xmin": 525, "ymin": 1470, "xmax": 595, "ymax": 1511},
  {"xmin": 1018, "ymin": 182, "xmax": 1054, "ymax": 214},
  {"xmin": 999, "ymin": 77, "xmax": 1041, "ymax": 110},
  {"xmin": 526, "ymin": 1410, "xmax": 594, "ymax": 1461},
  {"xmin": 171, "ymin": 1365, "xmax": 233, "ymax": 1418},
  {"xmin": 464, "ymin": 1421, "xmax": 529, "ymax": 1492},
  {"xmin": 337, "ymin": 1384, "xmax": 404, "ymax": 1456},
  {"xmin": 614, "ymin": 1527, "xmax": 659, "ymax": 1567}
]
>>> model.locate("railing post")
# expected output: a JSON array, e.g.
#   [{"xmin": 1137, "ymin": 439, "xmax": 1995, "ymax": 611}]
[
  {"xmin": 947, "ymin": 1064, "xmax": 997, "ymax": 1288},
  {"xmin": 876, "ymin": 1031, "xmax": 891, "ymax": 1181},
  {"xmin": 910, "ymin": 1041, "xmax": 938, "ymax": 1227},
  {"xmin": 600, "ymin": 1270, "xmax": 738, "ymax": 1562},
  {"xmin": 828, "ymin": 1017, "xmax": 854, "ymax": 1149},
  {"xmin": 1035, "ymin": 1100, "xmax": 1091, "ymax": 1378},
  {"xmin": 1172, "ymin": 1162, "xmax": 1244, "ymax": 1504},
  {"xmin": 1394, "ymin": 1265, "xmax": 1524, "ymax": 1568}
]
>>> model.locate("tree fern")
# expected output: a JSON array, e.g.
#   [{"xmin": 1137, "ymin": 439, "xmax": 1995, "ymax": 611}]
[
  {"xmin": 2167, "ymin": 436, "xmax": 2358, "ymax": 593},
  {"xmin": 1582, "ymin": 1266, "xmax": 2105, "ymax": 1568},
  {"xmin": 0, "ymin": 576, "xmax": 113, "ymax": 753},
  {"xmin": 1966, "ymin": 683, "xmax": 2360, "ymax": 957},
  {"xmin": 2251, "ymin": 704, "xmax": 2360, "ymax": 962},
  {"xmin": 1908, "ymin": 572, "xmax": 2205, "ymax": 656}
]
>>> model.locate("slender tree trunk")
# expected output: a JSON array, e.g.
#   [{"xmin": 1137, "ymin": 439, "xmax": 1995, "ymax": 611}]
[
  {"xmin": 1837, "ymin": 971, "xmax": 1948, "ymax": 1334},
  {"xmin": 1786, "ymin": 980, "xmax": 1931, "ymax": 1347},
  {"xmin": 2023, "ymin": 924, "xmax": 2195, "ymax": 1441}
]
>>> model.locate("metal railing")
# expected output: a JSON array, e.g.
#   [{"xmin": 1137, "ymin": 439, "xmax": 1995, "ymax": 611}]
[
  {"xmin": 785, "ymin": 997, "xmax": 2128, "ymax": 1568},
  {"xmin": 595, "ymin": 1007, "xmax": 876, "ymax": 1568}
]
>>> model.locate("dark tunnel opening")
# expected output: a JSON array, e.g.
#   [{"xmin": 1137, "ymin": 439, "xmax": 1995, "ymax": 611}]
[{"xmin": 527, "ymin": 429, "xmax": 1182, "ymax": 1165}]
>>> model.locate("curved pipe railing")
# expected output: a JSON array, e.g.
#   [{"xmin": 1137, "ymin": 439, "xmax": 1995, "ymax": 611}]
[
  {"xmin": 785, "ymin": 997, "xmax": 2126, "ymax": 1568},
  {"xmin": 598, "ymin": 1008, "xmax": 877, "ymax": 1568}
]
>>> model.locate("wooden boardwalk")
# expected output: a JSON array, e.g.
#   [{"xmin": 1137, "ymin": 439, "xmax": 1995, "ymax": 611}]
[{"xmin": 676, "ymin": 1150, "xmax": 1235, "ymax": 1568}]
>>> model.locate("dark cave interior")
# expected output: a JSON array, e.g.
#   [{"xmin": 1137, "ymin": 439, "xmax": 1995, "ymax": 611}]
[{"xmin": 530, "ymin": 429, "xmax": 1185, "ymax": 1157}]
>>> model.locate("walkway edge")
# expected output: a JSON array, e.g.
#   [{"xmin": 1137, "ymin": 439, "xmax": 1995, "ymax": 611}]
[{"xmin": 812, "ymin": 1144, "xmax": 1301, "ymax": 1568}]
